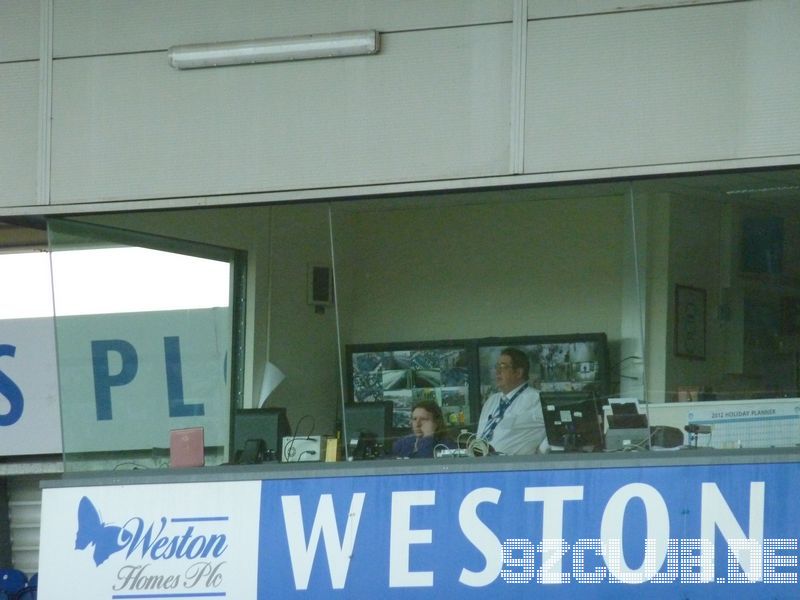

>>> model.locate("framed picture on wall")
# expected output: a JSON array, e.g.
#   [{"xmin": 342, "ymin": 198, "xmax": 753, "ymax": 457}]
[{"xmin": 675, "ymin": 285, "xmax": 706, "ymax": 360}]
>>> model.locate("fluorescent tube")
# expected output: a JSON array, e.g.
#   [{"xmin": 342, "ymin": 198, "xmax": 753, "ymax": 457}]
[{"xmin": 168, "ymin": 30, "xmax": 379, "ymax": 69}]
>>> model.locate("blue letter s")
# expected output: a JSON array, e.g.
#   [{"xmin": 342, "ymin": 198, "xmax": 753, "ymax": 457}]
[{"xmin": 0, "ymin": 344, "xmax": 24, "ymax": 426}]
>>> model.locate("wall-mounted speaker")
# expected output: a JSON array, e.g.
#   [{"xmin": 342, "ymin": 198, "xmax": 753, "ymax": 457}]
[{"xmin": 307, "ymin": 264, "xmax": 333, "ymax": 306}]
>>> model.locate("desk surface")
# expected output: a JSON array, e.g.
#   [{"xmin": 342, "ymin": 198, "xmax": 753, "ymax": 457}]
[{"xmin": 42, "ymin": 446, "xmax": 800, "ymax": 489}]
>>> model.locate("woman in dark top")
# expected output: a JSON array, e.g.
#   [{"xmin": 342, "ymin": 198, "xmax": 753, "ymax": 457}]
[{"xmin": 392, "ymin": 399, "xmax": 455, "ymax": 458}]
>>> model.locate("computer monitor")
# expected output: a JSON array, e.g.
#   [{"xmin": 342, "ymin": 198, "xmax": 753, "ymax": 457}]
[
  {"xmin": 233, "ymin": 407, "xmax": 291, "ymax": 463},
  {"xmin": 540, "ymin": 391, "xmax": 605, "ymax": 452},
  {"xmin": 346, "ymin": 341, "xmax": 474, "ymax": 430},
  {"xmin": 343, "ymin": 401, "xmax": 393, "ymax": 460},
  {"xmin": 477, "ymin": 334, "xmax": 610, "ymax": 403}
]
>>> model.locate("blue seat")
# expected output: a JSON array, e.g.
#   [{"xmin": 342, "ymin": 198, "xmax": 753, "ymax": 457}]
[
  {"xmin": 13, "ymin": 573, "xmax": 36, "ymax": 600},
  {"xmin": 13, "ymin": 587, "xmax": 35, "ymax": 600},
  {"xmin": 15, "ymin": 572, "xmax": 36, "ymax": 600},
  {"xmin": 0, "ymin": 569, "xmax": 27, "ymax": 600}
]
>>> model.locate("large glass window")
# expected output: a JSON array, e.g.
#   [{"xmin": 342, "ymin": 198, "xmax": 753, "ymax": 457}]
[
  {"xmin": 0, "ymin": 222, "xmax": 62, "ymax": 458},
  {"xmin": 47, "ymin": 219, "xmax": 241, "ymax": 471},
  {"xmin": 40, "ymin": 166, "xmax": 800, "ymax": 466},
  {"xmin": 630, "ymin": 171, "xmax": 800, "ymax": 450},
  {"xmin": 328, "ymin": 185, "xmax": 637, "ymax": 453}
]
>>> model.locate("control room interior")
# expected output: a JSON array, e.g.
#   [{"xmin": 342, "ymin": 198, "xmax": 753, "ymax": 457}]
[{"xmin": 44, "ymin": 167, "xmax": 800, "ymax": 458}]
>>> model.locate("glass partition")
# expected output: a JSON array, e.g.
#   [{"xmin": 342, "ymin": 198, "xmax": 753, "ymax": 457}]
[
  {"xmin": 329, "ymin": 184, "xmax": 641, "ymax": 455},
  {"xmin": 329, "ymin": 170, "xmax": 800, "ymax": 455},
  {"xmin": 48, "ymin": 219, "xmax": 240, "ymax": 471},
  {"xmin": 250, "ymin": 203, "xmax": 340, "ymax": 460},
  {"xmin": 0, "ymin": 221, "xmax": 62, "ymax": 459},
  {"xmin": 630, "ymin": 170, "xmax": 800, "ymax": 450},
  {"xmin": 43, "ymin": 165, "xmax": 800, "ymax": 466}
]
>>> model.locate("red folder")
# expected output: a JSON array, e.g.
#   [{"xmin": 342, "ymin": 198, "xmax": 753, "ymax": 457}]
[{"xmin": 169, "ymin": 427, "xmax": 205, "ymax": 468}]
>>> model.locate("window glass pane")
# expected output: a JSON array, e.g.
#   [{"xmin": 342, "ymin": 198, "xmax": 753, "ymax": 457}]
[
  {"xmin": 633, "ymin": 169, "xmax": 800, "ymax": 450},
  {"xmin": 255, "ymin": 204, "xmax": 340, "ymax": 459},
  {"xmin": 48, "ymin": 219, "xmax": 236, "ymax": 471},
  {"xmin": 49, "ymin": 247, "xmax": 229, "ymax": 315},
  {"xmin": 330, "ymin": 184, "xmax": 639, "ymax": 456},
  {"xmin": 1, "ymin": 251, "xmax": 54, "ymax": 319},
  {"xmin": 0, "ymin": 228, "xmax": 62, "ymax": 457},
  {"xmin": 42, "ymin": 166, "xmax": 800, "ymax": 464}
]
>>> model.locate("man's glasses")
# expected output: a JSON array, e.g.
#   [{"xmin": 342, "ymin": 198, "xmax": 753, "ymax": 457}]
[{"xmin": 494, "ymin": 363, "xmax": 514, "ymax": 372}]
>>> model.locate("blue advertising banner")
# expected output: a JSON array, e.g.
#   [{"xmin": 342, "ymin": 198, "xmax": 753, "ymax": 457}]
[
  {"xmin": 38, "ymin": 460, "xmax": 800, "ymax": 599},
  {"xmin": 258, "ymin": 462, "xmax": 800, "ymax": 599}
]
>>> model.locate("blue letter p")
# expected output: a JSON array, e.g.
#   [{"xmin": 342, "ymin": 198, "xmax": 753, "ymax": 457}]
[{"xmin": 91, "ymin": 339, "xmax": 138, "ymax": 421}]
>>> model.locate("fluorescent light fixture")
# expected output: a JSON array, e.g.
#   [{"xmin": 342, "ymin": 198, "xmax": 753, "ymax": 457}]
[
  {"xmin": 725, "ymin": 185, "xmax": 799, "ymax": 195},
  {"xmin": 168, "ymin": 30, "xmax": 379, "ymax": 69}
]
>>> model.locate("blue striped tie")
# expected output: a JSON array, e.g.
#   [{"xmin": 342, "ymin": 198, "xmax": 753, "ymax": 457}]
[{"xmin": 481, "ymin": 384, "xmax": 527, "ymax": 441}]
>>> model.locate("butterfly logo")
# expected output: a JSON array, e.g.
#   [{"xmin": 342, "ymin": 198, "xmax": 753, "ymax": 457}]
[{"xmin": 75, "ymin": 496, "xmax": 130, "ymax": 566}]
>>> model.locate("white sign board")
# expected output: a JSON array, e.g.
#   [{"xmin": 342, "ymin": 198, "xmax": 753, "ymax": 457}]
[
  {"xmin": 686, "ymin": 398, "xmax": 800, "ymax": 449},
  {"xmin": 0, "ymin": 307, "xmax": 231, "ymax": 457},
  {"xmin": 647, "ymin": 398, "xmax": 800, "ymax": 449},
  {"xmin": 39, "ymin": 481, "xmax": 261, "ymax": 598},
  {"xmin": 57, "ymin": 308, "xmax": 231, "ymax": 452},
  {"xmin": 0, "ymin": 317, "xmax": 62, "ymax": 455}
]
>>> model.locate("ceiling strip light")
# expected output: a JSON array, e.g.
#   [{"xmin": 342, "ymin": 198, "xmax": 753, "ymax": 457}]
[
  {"xmin": 725, "ymin": 185, "xmax": 800, "ymax": 195},
  {"xmin": 168, "ymin": 30, "xmax": 380, "ymax": 70}
]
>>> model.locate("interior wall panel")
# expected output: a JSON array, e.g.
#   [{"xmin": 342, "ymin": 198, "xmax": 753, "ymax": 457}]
[
  {"xmin": 50, "ymin": 25, "xmax": 511, "ymax": 204},
  {"xmin": 524, "ymin": 1, "xmax": 800, "ymax": 174},
  {"xmin": 528, "ymin": 0, "xmax": 736, "ymax": 20},
  {"xmin": 0, "ymin": 63, "xmax": 39, "ymax": 208},
  {"xmin": 53, "ymin": 0, "xmax": 511, "ymax": 57},
  {"xmin": 0, "ymin": 0, "xmax": 40, "ymax": 62}
]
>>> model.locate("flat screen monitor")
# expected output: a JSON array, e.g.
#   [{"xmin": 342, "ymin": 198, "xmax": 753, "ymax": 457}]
[
  {"xmin": 233, "ymin": 407, "xmax": 291, "ymax": 463},
  {"xmin": 346, "ymin": 341, "xmax": 474, "ymax": 430},
  {"xmin": 540, "ymin": 391, "xmax": 605, "ymax": 452},
  {"xmin": 477, "ymin": 333, "xmax": 610, "ymax": 406},
  {"xmin": 343, "ymin": 401, "xmax": 393, "ymax": 460}
]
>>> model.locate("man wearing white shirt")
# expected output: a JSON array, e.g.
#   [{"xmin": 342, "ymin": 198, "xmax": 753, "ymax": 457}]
[{"xmin": 477, "ymin": 347, "xmax": 546, "ymax": 455}]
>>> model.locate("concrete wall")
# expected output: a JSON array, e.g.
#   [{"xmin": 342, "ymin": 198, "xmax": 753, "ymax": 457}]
[
  {"xmin": 334, "ymin": 193, "xmax": 625, "ymax": 343},
  {"xmin": 1, "ymin": 1, "xmax": 799, "ymax": 213}
]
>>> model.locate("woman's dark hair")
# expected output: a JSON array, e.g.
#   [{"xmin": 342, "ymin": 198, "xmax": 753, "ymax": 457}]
[{"xmin": 411, "ymin": 399, "xmax": 450, "ymax": 439}]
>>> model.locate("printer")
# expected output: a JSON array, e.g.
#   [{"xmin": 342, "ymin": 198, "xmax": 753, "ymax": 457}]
[{"xmin": 604, "ymin": 399, "xmax": 650, "ymax": 451}]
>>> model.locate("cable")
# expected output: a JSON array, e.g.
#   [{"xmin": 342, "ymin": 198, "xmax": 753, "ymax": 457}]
[
  {"xmin": 292, "ymin": 414, "xmax": 316, "ymax": 438},
  {"xmin": 627, "ymin": 438, "xmax": 652, "ymax": 452},
  {"xmin": 457, "ymin": 430, "xmax": 476, "ymax": 449},
  {"xmin": 453, "ymin": 431, "xmax": 492, "ymax": 457},
  {"xmin": 327, "ymin": 203, "xmax": 350, "ymax": 462},
  {"xmin": 112, "ymin": 461, "xmax": 150, "ymax": 470},
  {"xmin": 284, "ymin": 414, "xmax": 317, "ymax": 461},
  {"xmin": 433, "ymin": 443, "xmax": 452, "ymax": 457},
  {"xmin": 467, "ymin": 437, "xmax": 491, "ymax": 457}
]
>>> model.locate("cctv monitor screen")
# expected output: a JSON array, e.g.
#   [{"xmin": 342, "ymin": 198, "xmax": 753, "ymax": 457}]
[
  {"xmin": 346, "ymin": 341, "xmax": 473, "ymax": 430},
  {"xmin": 477, "ymin": 333, "xmax": 610, "ymax": 406}
]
